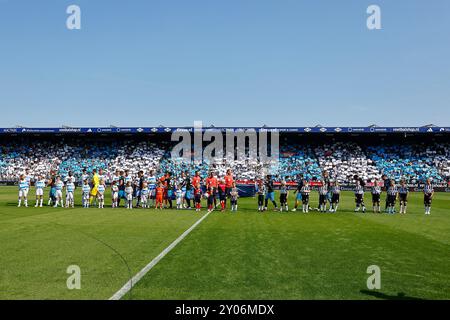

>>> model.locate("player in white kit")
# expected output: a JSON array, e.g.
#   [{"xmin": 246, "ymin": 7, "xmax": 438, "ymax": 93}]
[
  {"xmin": 140, "ymin": 182, "xmax": 149, "ymax": 208},
  {"xmin": 18, "ymin": 174, "xmax": 29, "ymax": 207},
  {"xmin": 82, "ymin": 180, "xmax": 91, "ymax": 208},
  {"xmin": 176, "ymin": 185, "xmax": 183, "ymax": 209},
  {"xmin": 65, "ymin": 178, "xmax": 76, "ymax": 208},
  {"xmin": 111, "ymin": 181, "xmax": 119, "ymax": 208},
  {"xmin": 53, "ymin": 177, "xmax": 65, "ymax": 208},
  {"xmin": 97, "ymin": 179, "xmax": 106, "ymax": 208},
  {"xmin": 24, "ymin": 168, "xmax": 32, "ymax": 193},
  {"xmin": 35, "ymin": 176, "xmax": 46, "ymax": 207},
  {"xmin": 125, "ymin": 181, "xmax": 134, "ymax": 209},
  {"xmin": 147, "ymin": 170, "xmax": 157, "ymax": 208}
]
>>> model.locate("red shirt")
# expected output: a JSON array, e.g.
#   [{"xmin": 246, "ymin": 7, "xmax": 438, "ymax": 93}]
[
  {"xmin": 156, "ymin": 187, "xmax": 164, "ymax": 197},
  {"xmin": 192, "ymin": 176, "xmax": 201, "ymax": 187},
  {"xmin": 206, "ymin": 177, "xmax": 218, "ymax": 188},
  {"xmin": 224, "ymin": 175, "xmax": 233, "ymax": 188}
]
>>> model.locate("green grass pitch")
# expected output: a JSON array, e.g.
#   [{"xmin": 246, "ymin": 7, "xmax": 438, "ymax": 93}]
[{"xmin": 0, "ymin": 186, "xmax": 449, "ymax": 300}]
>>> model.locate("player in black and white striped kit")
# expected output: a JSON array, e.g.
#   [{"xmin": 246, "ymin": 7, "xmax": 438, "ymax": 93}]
[
  {"xmin": 318, "ymin": 180, "xmax": 328, "ymax": 213},
  {"xmin": 330, "ymin": 181, "xmax": 340, "ymax": 213},
  {"xmin": 398, "ymin": 180, "xmax": 409, "ymax": 214},
  {"xmin": 386, "ymin": 180, "xmax": 398, "ymax": 214},
  {"xmin": 354, "ymin": 180, "xmax": 366, "ymax": 213},
  {"xmin": 371, "ymin": 179, "xmax": 381, "ymax": 213},
  {"xmin": 423, "ymin": 179, "xmax": 434, "ymax": 215},
  {"xmin": 300, "ymin": 181, "xmax": 311, "ymax": 213}
]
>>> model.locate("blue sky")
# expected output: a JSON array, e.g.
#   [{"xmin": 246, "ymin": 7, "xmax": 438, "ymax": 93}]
[{"xmin": 0, "ymin": 0, "xmax": 449, "ymax": 127}]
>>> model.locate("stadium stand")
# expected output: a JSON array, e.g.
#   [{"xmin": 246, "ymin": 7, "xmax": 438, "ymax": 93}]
[
  {"xmin": 365, "ymin": 143, "xmax": 446, "ymax": 184},
  {"xmin": 314, "ymin": 142, "xmax": 381, "ymax": 184},
  {"xmin": 1, "ymin": 133, "xmax": 449, "ymax": 187}
]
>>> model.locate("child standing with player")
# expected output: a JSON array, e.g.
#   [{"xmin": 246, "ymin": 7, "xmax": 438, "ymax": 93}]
[
  {"xmin": 398, "ymin": 180, "xmax": 409, "ymax": 214},
  {"xmin": 175, "ymin": 184, "xmax": 183, "ymax": 209},
  {"xmin": 230, "ymin": 182, "xmax": 239, "ymax": 212},
  {"xmin": 256, "ymin": 180, "xmax": 266, "ymax": 212},
  {"xmin": 111, "ymin": 181, "xmax": 119, "ymax": 208},
  {"xmin": 141, "ymin": 182, "xmax": 150, "ymax": 208},
  {"xmin": 318, "ymin": 179, "xmax": 328, "ymax": 213},
  {"xmin": 218, "ymin": 180, "xmax": 227, "ymax": 212},
  {"xmin": 207, "ymin": 186, "xmax": 215, "ymax": 212},
  {"xmin": 97, "ymin": 179, "xmax": 106, "ymax": 209},
  {"xmin": 371, "ymin": 179, "xmax": 381, "ymax": 213},
  {"xmin": 354, "ymin": 180, "xmax": 366, "ymax": 213},
  {"xmin": 155, "ymin": 182, "xmax": 164, "ymax": 210},
  {"xmin": 65, "ymin": 178, "xmax": 76, "ymax": 208},
  {"xmin": 82, "ymin": 180, "xmax": 91, "ymax": 208},
  {"xmin": 125, "ymin": 181, "xmax": 134, "ymax": 209},
  {"xmin": 386, "ymin": 180, "xmax": 398, "ymax": 214},
  {"xmin": 330, "ymin": 181, "xmax": 340, "ymax": 212},
  {"xmin": 194, "ymin": 182, "xmax": 202, "ymax": 212},
  {"xmin": 424, "ymin": 178, "xmax": 434, "ymax": 215},
  {"xmin": 301, "ymin": 180, "xmax": 310, "ymax": 213},
  {"xmin": 279, "ymin": 180, "xmax": 289, "ymax": 212},
  {"xmin": 54, "ymin": 177, "xmax": 65, "ymax": 208},
  {"xmin": 18, "ymin": 174, "xmax": 29, "ymax": 207},
  {"xmin": 35, "ymin": 175, "xmax": 46, "ymax": 207}
]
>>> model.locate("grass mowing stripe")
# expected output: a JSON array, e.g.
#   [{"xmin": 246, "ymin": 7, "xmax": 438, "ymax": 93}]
[{"xmin": 109, "ymin": 209, "xmax": 213, "ymax": 300}]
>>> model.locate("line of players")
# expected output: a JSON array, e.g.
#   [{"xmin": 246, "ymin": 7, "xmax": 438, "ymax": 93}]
[
  {"xmin": 17, "ymin": 169, "xmax": 435, "ymax": 215},
  {"xmin": 256, "ymin": 174, "xmax": 435, "ymax": 215},
  {"xmin": 17, "ymin": 169, "xmax": 240, "ymax": 212}
]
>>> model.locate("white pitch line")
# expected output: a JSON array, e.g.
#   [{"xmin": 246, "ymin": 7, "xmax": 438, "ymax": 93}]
[{"xmin": 109, "ymin": 210, "xmax": 213, "ymax": 300}]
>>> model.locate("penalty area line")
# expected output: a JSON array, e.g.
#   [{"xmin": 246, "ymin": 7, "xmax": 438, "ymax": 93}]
[{"xmin": 109, "ymin": 210, "xmax": 213, "ymax": 300}]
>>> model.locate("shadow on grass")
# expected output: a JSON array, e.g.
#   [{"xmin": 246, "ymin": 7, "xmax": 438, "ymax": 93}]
[{"xmin": 360, "ymin": 290, "xmax": 425, "ymax": 300}]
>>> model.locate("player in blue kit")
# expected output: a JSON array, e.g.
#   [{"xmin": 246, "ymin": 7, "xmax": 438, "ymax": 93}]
[
  {"xmin": 35, "ymin": 175, "xmax": 46, "ymax": 208},
  {"xmin": 147, "ymin": 170, "xmax": 157, "ymax": 208},
  {"xmin": 97, "ymin": 179, "xmax": 106, "ymax": 209},
  {"xmin": 54, "ymin": 177, "xmax": 65, "ymax": 208},
  {"xmin": 65, "ymin": 178, "xmax": 76, "ymax": 208},
  {"xmin": 18, "ymin": 174, "xmax": 29, "ymax": 207},
  {"xmin": 82, "ymin": 180, "xmax": 91, "ymax": 208}
]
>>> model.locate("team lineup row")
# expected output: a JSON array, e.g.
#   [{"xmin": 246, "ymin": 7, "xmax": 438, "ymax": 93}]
[{"xmin": 16, "ymin": 168, "xmax": 436, "ymax": 215}]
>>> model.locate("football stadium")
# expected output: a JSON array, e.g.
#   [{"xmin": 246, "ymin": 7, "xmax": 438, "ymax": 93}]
[
  {"xmin": 1, "ymin": 126, "xmax": 449, "ymax": 300},
  {"xmin": 1, "ymin": 0, "xmax": 450, "ymax": 312}
]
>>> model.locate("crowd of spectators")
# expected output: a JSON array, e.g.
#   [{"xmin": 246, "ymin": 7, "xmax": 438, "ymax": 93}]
[{"xmin": 1, "ymin": 138, "xmax": 449, "ymax": 185}]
